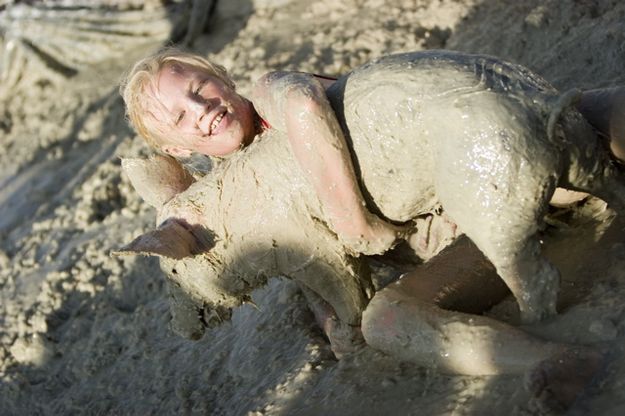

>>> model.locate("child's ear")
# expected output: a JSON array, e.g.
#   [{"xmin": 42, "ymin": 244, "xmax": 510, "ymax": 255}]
[{"xmin": 162, "ymin": 145, "xmax": 192, "ymax": 158}]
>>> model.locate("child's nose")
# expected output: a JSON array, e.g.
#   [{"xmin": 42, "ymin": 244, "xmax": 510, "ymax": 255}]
[
  {"xmin": 188, "ymin": 99, "xmax": 211, "ymax": 133},
  {"xmin": 197, "ymin": 111, "xmax": 212, "ymax": 135}
]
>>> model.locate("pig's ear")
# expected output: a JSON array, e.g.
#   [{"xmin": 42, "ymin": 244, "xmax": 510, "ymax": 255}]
[
  {"xmin": 112, "ymin": 218, "xmax": 215, "ymax": 260},
  {"xmin": 121, "ymin": 155, "xmax": 196, "ymax": 208}
]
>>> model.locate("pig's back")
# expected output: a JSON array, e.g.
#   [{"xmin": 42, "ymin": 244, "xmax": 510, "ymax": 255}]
[{"xmin": 327, "ymin": 50, "xmax": 558, "ymax": 222}]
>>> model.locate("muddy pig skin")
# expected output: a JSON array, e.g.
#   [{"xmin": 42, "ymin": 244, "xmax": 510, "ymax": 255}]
[{"xmin": 118, "ymin": 50, "xmax": 625, "ymax": 339}]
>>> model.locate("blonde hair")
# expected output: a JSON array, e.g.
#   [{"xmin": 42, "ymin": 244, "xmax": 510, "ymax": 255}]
[{"xmin": 120, "ymin": 47, "xmax": 235, "ymax": 150}]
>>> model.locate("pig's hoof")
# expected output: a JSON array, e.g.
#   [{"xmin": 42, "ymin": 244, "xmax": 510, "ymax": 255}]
[{"xmin": 525, "ymin": 347, "xmax": 604, "ymax": 414}]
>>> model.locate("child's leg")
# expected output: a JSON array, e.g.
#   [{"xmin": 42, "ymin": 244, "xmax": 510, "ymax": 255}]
[
  {"xmin": 361, "ymin": 237, "xmax": 603, "ymax": 410},
  {"xmin": 363, "ymin": 236, "xmax": 554, "ymax": 375},
  {"xmin": 578, "ymin": 87, "xmax": 625, "ymax": 161}
]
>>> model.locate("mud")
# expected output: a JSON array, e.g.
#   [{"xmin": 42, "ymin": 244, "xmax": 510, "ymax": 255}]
[{"xmin": 2, "ymin": 0, "xmax": 625, "ymax": 415}]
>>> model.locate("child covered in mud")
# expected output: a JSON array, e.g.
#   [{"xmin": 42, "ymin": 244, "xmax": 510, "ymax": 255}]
[
  {"xmin": 121, "ymin": 48, "xmax": 403, "ymax": 257},
  {"xmin": 120, "ymin": 48, "xmax": 625, "ymax": 412}
]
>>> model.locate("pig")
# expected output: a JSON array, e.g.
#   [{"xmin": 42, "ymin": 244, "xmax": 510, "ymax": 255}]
[{"xmin": 115, "ymin": 50, "xmax": 625, "ymax": 341}]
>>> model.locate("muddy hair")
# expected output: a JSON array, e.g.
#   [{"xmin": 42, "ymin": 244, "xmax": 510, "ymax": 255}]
[{"xmin": 119, "ymin": 47, "xmax": 235, "ymax": 151}]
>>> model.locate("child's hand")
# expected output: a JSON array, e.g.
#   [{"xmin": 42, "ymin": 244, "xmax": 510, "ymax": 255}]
[{"xmin": 339, "ymin": 213, "xmax": 407, "ymax": 256}]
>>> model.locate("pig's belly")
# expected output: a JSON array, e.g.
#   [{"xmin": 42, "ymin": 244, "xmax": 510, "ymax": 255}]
[{"xmin": 328, "ymin": 50, "xmax": 556, "ymax": 222}]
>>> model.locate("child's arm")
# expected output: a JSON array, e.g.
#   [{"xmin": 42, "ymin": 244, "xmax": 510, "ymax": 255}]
[{"xmin": 252, "ymin": 71, "xmax": 402, "ymax": 255}]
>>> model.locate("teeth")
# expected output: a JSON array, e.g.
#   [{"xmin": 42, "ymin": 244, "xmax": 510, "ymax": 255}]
[{"xmin": 211, "ymin": 113, "xmax": 224, "ymax": 134}]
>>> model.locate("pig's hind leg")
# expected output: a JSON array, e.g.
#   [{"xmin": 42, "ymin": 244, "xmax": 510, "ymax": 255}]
[
  {"xmin": 440, "ymin": 118, "xmax": 625, "ymax": 323},
  {"xmin": 463, "ymin": 232, "xmax": 559, "ymax": 325},
  {"xmin": 435, "ymin": 152, "xmax": 561, "ymax": 324},
  {"xmin": 362, "ymin": 236, "xmax": 604, "ymax": 413}
]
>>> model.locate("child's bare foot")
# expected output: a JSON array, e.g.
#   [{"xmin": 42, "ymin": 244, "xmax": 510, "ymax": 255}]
[{"xmin": 525, "ymin": 347, "xmax": 604, "ymax": 413}]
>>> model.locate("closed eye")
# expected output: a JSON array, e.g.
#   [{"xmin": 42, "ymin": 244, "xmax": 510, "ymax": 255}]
[
  {"xmin": 176, "ymin": 110, "xmax": 185, "ymax": 125},
  {"xmin": 194, "ymin": 79, "xmax": 208, "ymax": 95}
]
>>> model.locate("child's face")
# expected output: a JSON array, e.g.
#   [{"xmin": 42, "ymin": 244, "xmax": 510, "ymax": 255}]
[{"xmin": 147, "ymin": 62, "xmax": 255, "ymax": 157}]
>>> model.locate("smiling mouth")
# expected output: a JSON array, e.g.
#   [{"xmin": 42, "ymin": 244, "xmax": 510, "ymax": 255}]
[{"xmin": 209, "ymin": 111, "xmax": 226, "ymax": 135}]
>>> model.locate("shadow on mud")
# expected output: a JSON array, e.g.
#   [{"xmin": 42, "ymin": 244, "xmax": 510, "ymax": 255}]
[
  {"xmin": 0, "ymin": 91, "xmax": 128, "ymax": 241},
  {"xmin": 0, "ymin": 249, "xmax": 334, "ymax": 414}
]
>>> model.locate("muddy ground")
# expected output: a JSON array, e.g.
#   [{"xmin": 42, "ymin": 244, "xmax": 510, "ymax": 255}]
[{"xmin": 1, "ymin": 0, "xmax": 625, "ymax": 414}]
